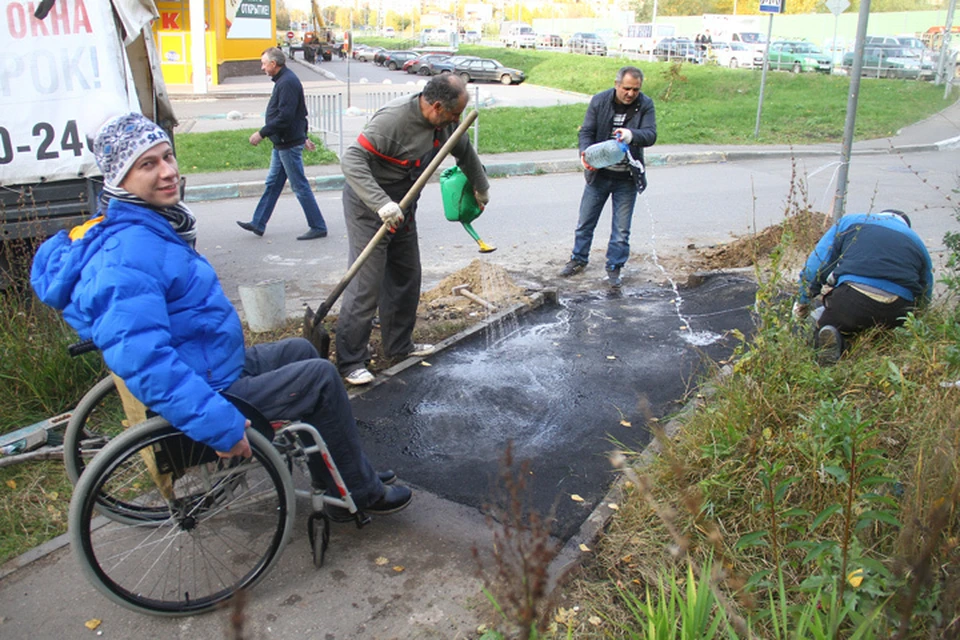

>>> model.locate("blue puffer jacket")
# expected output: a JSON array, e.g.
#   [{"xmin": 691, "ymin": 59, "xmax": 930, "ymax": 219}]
[{"xmin": 31, "ymin": 199, "xmax": 247, "ymax": 452}]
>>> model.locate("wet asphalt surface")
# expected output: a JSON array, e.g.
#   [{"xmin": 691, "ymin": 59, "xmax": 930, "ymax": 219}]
[{"xmin": 352, "ymin": 273, "xmax": 758, "ymax": 541}]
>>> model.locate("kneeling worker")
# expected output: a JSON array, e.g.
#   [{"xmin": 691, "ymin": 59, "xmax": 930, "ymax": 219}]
[{"xmin": 793, "ymin": 210, "xmax": 933, "ymax": 365}]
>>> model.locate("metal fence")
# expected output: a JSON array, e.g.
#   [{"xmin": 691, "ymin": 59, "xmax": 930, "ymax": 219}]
[{"xmin": 305, "ymin": 92, "xmax": 343, "ymax": 157}]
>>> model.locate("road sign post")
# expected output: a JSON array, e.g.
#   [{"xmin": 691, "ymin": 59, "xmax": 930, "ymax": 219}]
[{"xmin": 754, "ymin": 0, "xmax": 785, "ymax": 138}]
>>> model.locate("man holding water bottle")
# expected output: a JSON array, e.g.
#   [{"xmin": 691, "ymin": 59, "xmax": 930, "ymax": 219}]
[{"xmin": 559, "ymin": 66, "xmax": 657, "ymax": 288}]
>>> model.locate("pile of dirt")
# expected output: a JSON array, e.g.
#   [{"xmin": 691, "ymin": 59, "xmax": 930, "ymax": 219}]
[
  {"xmin": 694, "ymin": 210, "xmax": 829, "ymax": 271},
  {"xmin": 419, "ymin": 259, "xmax": 530, "ymax": 322}
]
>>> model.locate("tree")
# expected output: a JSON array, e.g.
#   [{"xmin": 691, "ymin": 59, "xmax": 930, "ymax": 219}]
[{"xmin": 276, "ymin": 0, "xmax": 291, "ymax": 30}]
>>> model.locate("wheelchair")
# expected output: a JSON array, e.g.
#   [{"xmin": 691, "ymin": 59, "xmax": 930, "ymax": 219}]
[{"xmin": 65, "ymin": 344, "xmax": 372, "ymax": 616}]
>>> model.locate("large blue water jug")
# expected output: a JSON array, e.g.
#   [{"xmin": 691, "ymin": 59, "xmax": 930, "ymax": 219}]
[{"xmin": 583, "ymin": 138, "xmax": 628, "ymax": 169}]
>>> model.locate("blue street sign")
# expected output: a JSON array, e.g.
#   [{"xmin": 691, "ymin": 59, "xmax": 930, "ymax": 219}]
[{"xmin": 760, "ymin": 0, "xmax": 785, "ymax": 13}]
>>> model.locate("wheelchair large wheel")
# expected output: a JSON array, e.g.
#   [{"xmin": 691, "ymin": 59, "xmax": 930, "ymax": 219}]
[
  {"xmin": 69, "ymin": 418, "xmax": 295, "ymax": 616},
  {"xmin": 64, "ymin": 376, "xmax": 123, "ymax": 484}
]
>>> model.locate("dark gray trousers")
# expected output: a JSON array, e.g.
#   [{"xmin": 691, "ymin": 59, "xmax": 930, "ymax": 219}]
[
  {"xmin": 225, "ymin": 338, "xmax": 384, "ymax": 508},
  {"xmin": 335, "ymin": 183, "xmax": 422, "ymax": 375}
]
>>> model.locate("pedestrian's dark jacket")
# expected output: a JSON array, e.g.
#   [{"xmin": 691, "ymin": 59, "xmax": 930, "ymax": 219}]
[
  {"xmin": 260, "ymin": 65, "xmax": 309, "ymax": 149},
  {"xmin": 579, "ymin": 87, "xmax": 656, "ymax": 194}
]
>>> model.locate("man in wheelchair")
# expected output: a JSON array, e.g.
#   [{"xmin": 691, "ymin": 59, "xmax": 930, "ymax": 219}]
[{"xmin": 31, "ymin": 112, "xmax": 411, "ymax": 518}]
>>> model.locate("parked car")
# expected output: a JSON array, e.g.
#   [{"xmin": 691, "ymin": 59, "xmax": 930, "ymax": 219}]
[
  {"xmin": 757, "ymin": 41, "xmax": 832, "ymax": 73},
  {"xmin": 454, "ymin": 57, "xmax": 526, "ymax": 84},
  {"xmin": 653, "ymin": 37, "xmax": 700, "ymax": 63},
  {"xmin": 377, "ymin": 50, "xmax": 419, "ymax": 70},
  {"xmin": 423, "ymin": 58, "xmax": 456, "ymax": 75},
  {"xmin": 353, "ymin": 44, "xmax": 382, "ymax": 62},
  {"xmin": 463, "ymin": 30, "xmax": 481, "ymax": 44},
  {"xmin": 405, "ymin": 53, "xmax": 450, "ymax": 75},
  {"xmin": 708, "ymin": 41, "xmax": 753, "ymax": 68},
  {"xmin": 567, "ymin": 32, "xmax": 607, "ymax": 56},
  {"xmin": 841, "ymin": 45, "xmax": 926, "ymax": 79},
  {"xmin": 382, "ymin": 27, "xmax": 396, "ymax": 38},
  {"xmin": 537, "ymin": 33, "xmax": 563, "ymax": 48}
]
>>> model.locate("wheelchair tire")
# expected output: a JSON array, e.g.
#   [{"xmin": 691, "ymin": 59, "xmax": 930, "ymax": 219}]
[
  {"xmin": 69, "ymin": 418, "xmax": 295, "ymax": 616},
  {"xmin": 64, "ymin": 375, "xmax": 121, "ymax": 485}
]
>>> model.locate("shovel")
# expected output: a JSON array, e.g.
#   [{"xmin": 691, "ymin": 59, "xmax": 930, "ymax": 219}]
[{"xmin": 304, "ymin": 109, "xmax": 480, "ymax": 358}]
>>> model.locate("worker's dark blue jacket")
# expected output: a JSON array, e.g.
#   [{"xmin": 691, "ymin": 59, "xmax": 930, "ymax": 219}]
[
  {"xmin": 259, "ymin": 65, "xmax": 309, "ymax": 149},
  {"xmin": 798, "ymin": 212, "xmax": 933, "ymax": 305}
]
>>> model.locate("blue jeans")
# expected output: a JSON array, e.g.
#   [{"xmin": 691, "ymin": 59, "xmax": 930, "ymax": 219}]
[
  {"xmin": 570, "ymin": 172, "xmax": 638, "ymax": 271},
  {"xmin": 251, "ymin": 145, "xmax": 327, "ymax": 232}
]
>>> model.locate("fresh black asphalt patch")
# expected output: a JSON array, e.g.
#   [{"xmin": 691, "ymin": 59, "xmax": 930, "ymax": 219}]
[{"xmin": 353, "ymin": 273, "xmax": 758, "ymax": 541}]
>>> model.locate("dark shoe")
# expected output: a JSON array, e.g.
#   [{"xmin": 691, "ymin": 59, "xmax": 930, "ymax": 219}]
[
  {"xmin": 559, "ymin": 260, "xmax": 587, "ymax": 277},
  {"xmin": 297, "ymin": 228, "xmax": 328, "ymax": 240},
  {"xmin": 816, "ymin": 325, "xmax": 843, "ymax": 366},
  {"xmin": 326, "ymin": 485, "xmax": 412, "ymax": 522},
  {"xmin": 378, "ymin": 470, "xmax": 396, "ymax": 485},
  {"xmin": 607, "ymin": 267, "xmax": 623, "ymax": 288},
  {"xmin": 236, "ymin": 221, "xmax": 264, "ymax": 237}
]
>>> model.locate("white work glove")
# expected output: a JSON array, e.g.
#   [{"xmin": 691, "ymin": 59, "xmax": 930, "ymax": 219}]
[
  {"xmin": 474, "ymin": 189, "xmax": 489, "ymax": 208},
  {"xmin": 614, "ymin": 128, "xmax": 633, "ymax": 144},
  {"xmin": 792, "ymin": 302, "xmax": 809, "ymax": 320},
  {"xmin": 377, "ymin": 201, "xmax": 404, "ymax": 229}
]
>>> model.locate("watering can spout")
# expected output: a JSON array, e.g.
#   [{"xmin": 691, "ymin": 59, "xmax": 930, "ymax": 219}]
[{"xmin": 462, "ymin": 221, "xmax": 497, "ymax": 253}]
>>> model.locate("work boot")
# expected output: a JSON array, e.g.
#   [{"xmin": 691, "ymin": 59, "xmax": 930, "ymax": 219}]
[
  {"xmin": 559, "ymin": 260, "xmax": 587, "ymax": 277},
  {"xmin": 816, "ymin": 325, "xmax": 843, "ymax": 366},
  {"xmin": 607, "ymin": 267, "xmax": 622, "ymax": 288}
]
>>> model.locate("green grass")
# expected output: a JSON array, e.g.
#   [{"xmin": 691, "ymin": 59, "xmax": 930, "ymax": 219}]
[{"xmin": 174, "ymin": 130, "xmax": 339, "ymax": 174}]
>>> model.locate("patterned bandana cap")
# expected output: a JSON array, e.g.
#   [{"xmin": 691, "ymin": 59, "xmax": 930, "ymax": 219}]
[{"xmin": 93, "ymin": 113, "xmax": 170, "ymax": 188}]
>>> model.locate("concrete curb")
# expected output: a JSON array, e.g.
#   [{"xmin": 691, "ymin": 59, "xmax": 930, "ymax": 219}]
[{"xmin": 182, "ymin": 141, "xmax": 945, "ymax": 204}]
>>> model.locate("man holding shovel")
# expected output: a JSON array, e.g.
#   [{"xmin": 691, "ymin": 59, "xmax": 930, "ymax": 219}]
[{"xmin": 336, "ymin": 75, "xmax": 490, "ymax": 386}]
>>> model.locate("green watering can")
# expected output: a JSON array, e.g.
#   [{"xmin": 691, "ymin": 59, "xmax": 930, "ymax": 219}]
[{"xmin": 439, "ymin": 166, "xmax": 496, "ymax": 253}]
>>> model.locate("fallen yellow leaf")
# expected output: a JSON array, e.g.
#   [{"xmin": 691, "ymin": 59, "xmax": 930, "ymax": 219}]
[
  {"xmin": 589, "ymin": 616, "xmax": 602, "ymax": 626},
  {"xmin": 5, "ymin": 479, "xmax": 16, "ymax": 490},
  {"xmin": 606, "ymin": 355, "xmax": 617, "ymax": 360},
  {"xmin": 579, "ymin": 543, "xmax": 591, "ymax": 552},
  {"xmin": 85, "ymin": 619, "xmax": 102, "ymax": 630},
  {"xmin": 570, "ymin": 494, "xmax": 584, "ymax": 502},
  {"xmin": 374, "ymin": 556, "xmax": 388, "ymax": 566},
  {"xmin": 620, "ymin": 420, "xmax": 632, "ymax": 427},
  {"xmin": 420, "ymin": 361, "xmax": 432, "ymax": 367},
  {"xmin": 608, "ymin": 503, "xmax": 619, "ymax": 510},
  {"xmin": 393, "ymin": 565, "xmax": 404, "ymax": 572}
]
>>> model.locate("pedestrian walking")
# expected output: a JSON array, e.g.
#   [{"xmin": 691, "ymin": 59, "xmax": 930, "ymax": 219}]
[
  {"xmin": 559, "ymin": 66, "xmax": 657, "ymax": 288},
  {"xmin": 237, "ymin": 47, "xmax": 328, "ymax": 240}
]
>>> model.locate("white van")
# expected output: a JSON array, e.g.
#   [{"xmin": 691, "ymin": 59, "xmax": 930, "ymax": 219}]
[{"xmin": 501, "ymin": 23, "xmax": 536, "ymax": 48}]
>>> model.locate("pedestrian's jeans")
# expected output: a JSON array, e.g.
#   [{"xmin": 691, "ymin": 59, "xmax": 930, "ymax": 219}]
[
  {"xmin": 225, "ymin": 338, "xmax": 384, "ymax": 508},
  {"xmin": 570, "ymin": 171, "xmax": 638, "ymax": 271},
  {"xmin": 251, "ymin": 145, "xmax": 327, "ymax": 233}
]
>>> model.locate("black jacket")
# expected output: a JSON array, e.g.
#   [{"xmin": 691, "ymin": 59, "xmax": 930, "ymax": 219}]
[
  {"xmin": 578, "ymin": 87, "xmax": 657, "ymax": 194},
  {"xmin": 260, "ymin": 65, "xmax": 309, "ymax": 149}
]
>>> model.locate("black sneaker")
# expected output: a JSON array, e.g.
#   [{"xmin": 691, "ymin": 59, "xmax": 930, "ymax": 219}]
[
  {"xmin": 607, "ymin": 267, "xmax": 622, "ymax": 288},
  {"xmin": 325, "ymin": 485, "xmax": 412, "ymax": 522},
  {"xmin": 816, "ymin": 325, "xmax": 843, "ymax": 366},
  {"xmin": 559, "ymin": 260, "xmax": 587, "ymax": 277}
]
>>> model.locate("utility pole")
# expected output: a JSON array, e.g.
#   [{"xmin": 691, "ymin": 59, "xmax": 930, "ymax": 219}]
[
  {"xmin": 832, "ymin": 0, "xmax": 871, "ymax": 222},
  {"xmin": 935, "ymin": 0, "xmax": 957, "ymax": 85}
]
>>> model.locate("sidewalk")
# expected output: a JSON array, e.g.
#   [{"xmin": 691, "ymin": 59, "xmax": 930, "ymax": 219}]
[{"xmin": 172, "ymin": 58, "xmax": 960, "ymax": 203}]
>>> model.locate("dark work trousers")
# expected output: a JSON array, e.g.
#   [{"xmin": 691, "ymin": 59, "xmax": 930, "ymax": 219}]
[
  {"xmin": 335, "ymin": 182, "xmax": 422, "ymax": 376},
  {"xmin": 817, "ymin": 283, "xmax": 914, "ymax": 335},
  {"xmin": 225, "ymin": 337, "xmax": 384, "ymax": 508}
]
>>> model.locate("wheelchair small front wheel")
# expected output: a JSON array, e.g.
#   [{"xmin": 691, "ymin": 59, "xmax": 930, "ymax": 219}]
[{"xmin": 69, "ymin": 418, "xmax": 295, "ymax": 616}]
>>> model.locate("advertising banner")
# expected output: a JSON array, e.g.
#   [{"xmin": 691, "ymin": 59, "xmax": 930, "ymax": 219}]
[
  {"xmin": 226, "ymin": 0, "xmax": 271, "ymax": 40},
  {"xmin": 0, "ymin": 0, "xmax": 136, "ymax": 185}
]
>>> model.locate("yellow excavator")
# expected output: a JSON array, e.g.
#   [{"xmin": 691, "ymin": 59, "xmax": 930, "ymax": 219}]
[{"xmin": 302, "ymin": 0, "xmax": 336, "ymax": 62}]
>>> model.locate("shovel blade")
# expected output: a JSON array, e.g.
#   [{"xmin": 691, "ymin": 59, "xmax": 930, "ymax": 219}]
[{"xmin": 303, "ymin": 306, "xmax": 332, "ymax": 360}]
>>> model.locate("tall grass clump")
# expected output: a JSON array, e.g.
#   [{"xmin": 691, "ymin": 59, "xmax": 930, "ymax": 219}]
[
  {"xmin": 563, "ymin": 175, "xmax": 960, "ymax": 638},
  {"xmin": 0, "ymin": 235, "xmax": 105, "ymax": 435}
]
